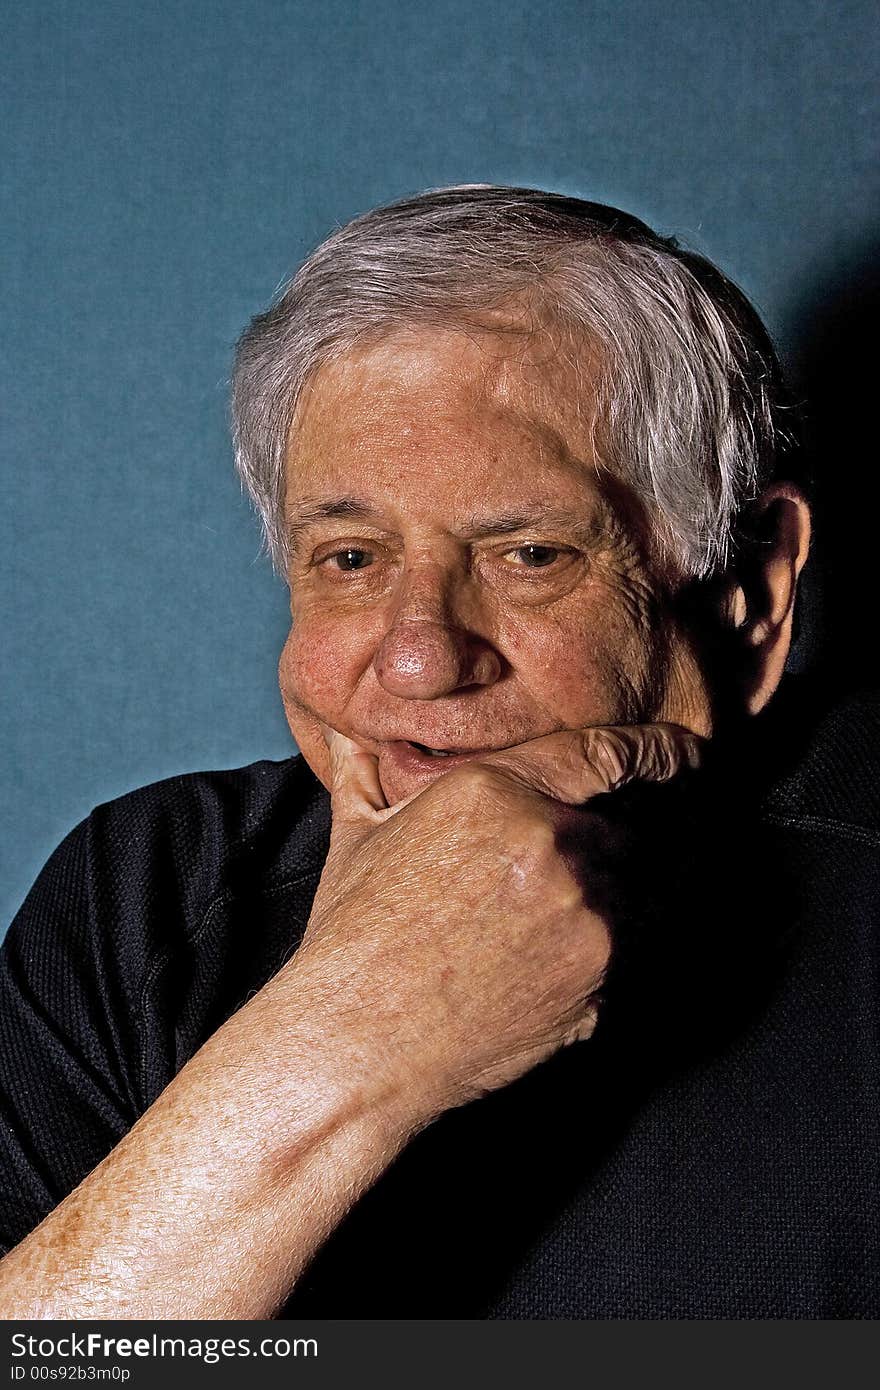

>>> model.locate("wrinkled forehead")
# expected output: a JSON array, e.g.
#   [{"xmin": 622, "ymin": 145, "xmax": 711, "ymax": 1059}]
[{"xmin": 284, "ymin": 320, "xmax": 605, "ymax": 498}]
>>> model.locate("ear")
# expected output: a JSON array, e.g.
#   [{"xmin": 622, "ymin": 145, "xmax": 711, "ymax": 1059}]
[{"xmin": 722, "ymin": 483, "xmax": 812, "ymax": 715}]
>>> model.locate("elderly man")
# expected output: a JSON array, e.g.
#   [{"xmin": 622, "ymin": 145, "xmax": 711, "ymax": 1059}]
[{"xmin": 0, "ymin": 186, "xmax": 876, "ymax": 1319}]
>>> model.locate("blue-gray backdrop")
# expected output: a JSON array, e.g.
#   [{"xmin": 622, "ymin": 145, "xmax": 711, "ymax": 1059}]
[{"xmin": 3, "ymin": 0, "xmax": 878, "ymax": 933}]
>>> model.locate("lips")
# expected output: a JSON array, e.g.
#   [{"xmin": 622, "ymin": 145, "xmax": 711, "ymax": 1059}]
[
  {"xmin": 410, "ymin": 741, "xmax": 479, "ymax": 758},
  {"xmin": 375, "ymin": 739, "xmax": 496, "ymax": 793},
  {"xmin": 399, "ymin": 740, "xmax": 493, "ymax": 762},
  {"xmin": 400, "ymin": 739, "xmax": 499, "ymax": 761}
]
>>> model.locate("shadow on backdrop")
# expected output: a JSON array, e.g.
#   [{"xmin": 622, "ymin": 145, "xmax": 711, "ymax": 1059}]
[{"xmin": 787, "ymin": 227, "xmax": 880, "ymax": 697}]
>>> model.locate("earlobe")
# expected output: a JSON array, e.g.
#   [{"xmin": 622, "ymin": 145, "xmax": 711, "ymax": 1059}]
[{"xmin": 727, "ymin": 484, "xmax": 811, "ymax": 715}]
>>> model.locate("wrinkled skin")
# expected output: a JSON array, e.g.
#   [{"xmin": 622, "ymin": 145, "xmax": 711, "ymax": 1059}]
[
  {"xmin": 279, "ymin": 325, "xmax": 717, "ymax": 807},
  {"xmin": 275, "ymin": 321, "xmax": 808, "ymax": 1116},
  {"xmin": 296, "ymin": 722, "xmax": 703, "ymax": 1121},
  {"xmin": 0, "ymin": 324, "xmax": 810, "ymax": 1322}
]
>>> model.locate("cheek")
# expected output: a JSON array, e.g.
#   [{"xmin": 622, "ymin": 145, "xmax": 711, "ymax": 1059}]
[
  {"xmin": 279, "ymin": 613, "xmax": 371, "ymax": 723},
  {"xmin": 503, "ymin": 593, "xmax": 666, "ymax": 725},
  {"xmin": 278, "ymin": 613, "xmax": 378, "ymax": 791}
]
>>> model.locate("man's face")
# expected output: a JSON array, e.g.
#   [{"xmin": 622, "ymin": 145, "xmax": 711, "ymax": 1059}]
[{"xmin": 279, "ymin": 323, "xmax": 715, "ymax": 805}]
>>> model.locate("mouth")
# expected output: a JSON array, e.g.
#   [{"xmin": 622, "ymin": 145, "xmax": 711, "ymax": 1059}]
[
  {"xmin": 376, "ymin": 738, "xmax": 497, "ymax": 783},
  {"xmin": 407, "ymin": 741, "xmax": 482, "ymax": 759},
  {"xmin": 397, "ymin": 739, "xmax": 494, "ymax": 762}
]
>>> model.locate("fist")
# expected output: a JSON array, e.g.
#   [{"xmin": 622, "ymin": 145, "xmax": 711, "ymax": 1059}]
[{"xmin": 294, "ymin": 723, "xmax": 702, "ymax": 1131}]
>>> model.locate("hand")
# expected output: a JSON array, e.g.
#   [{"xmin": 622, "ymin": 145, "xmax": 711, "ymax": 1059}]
[{"xmin": 295, "ymin": 724, "xmax": 703, "ymax": 1132}]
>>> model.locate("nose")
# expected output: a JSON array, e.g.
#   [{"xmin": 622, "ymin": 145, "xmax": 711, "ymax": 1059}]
[{"xmin": 373, "ymin": 570, "xmax": 502, "ymax": 699}]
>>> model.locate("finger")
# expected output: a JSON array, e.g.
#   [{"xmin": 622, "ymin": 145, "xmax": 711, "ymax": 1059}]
[
  {"xmin": 477, "ymin": 722, "xmax": 704, "ymax": 806},
  {"xmin": 324, "ymin": 728, "xmax": 389, "ymax": 825}
]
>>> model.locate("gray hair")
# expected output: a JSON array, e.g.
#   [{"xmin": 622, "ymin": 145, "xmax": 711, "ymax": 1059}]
[{"xmin": 232, "ymin": 185, "xmax": 794, "ymax": 580}]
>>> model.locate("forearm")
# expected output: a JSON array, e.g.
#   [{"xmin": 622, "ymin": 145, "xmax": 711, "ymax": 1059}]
[{"xmin": 0, "ymin": 956, "xmax": 415, "ymax": 1319}]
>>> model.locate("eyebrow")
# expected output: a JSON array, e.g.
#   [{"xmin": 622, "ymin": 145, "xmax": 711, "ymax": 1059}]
[
  {"xmin": 459, "ymin": 510, "xmax": 597, "ymax": 540},
  {"xmin": 285, "ymin": 495, "xmax": 601, "ymax": 551},
  {"xmin": 286, "ymin": 497, "xmax": 377, "ymax": 552}
]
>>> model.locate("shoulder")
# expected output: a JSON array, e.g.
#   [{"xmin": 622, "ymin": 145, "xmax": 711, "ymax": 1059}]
[
  {"xmin": 84, "ymin": 753, "xmax": 331, "ymax": 893},
  {"xmin": 7, "ymin": 752, "xmax": 331, "ymax": 996},
  {"xmin": 3, "ymin": 754, "xmax": 332, "ymax": 1106},
  {"xmin": 759, "ymin": 681, "xmax": 880, "ymax": 841}
]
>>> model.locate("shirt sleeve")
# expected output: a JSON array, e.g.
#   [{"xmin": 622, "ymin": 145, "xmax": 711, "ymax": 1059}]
[
  {"xmin": 0, "ymin": 813, "xmax": 146, "ymax": 1255},
  {"xmin": 0, "ymin": 758, "xmax": 321, "ymax": 1261}
]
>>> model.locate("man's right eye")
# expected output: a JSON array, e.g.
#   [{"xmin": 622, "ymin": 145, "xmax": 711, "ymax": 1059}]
[{"xmin": 324, "ymin": 548, "xmax": 374, "ymax": 571}]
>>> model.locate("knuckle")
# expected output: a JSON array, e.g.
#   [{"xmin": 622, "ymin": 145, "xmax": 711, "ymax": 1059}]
[
  {"xmin": 522, "ymin": 815, "xmax": 557, "ymax": 856},
  {"xmin": 563, "ymin": 1004, "xmax": 601, "ymax": 1047},
  {"xmin": 452, "ymin": 761, "xmax": 503, "ymax": 802},
  {"xmin": 502, "ymin": 817, "xmax": 558, "ymax": 886},
  {"xmin": 680, "ymin": 730, "xmax": 704, "ymax": 770},
  {"xmin": 582, "ymin": 727, "xmax": 631, "ymax": 791},
  {"xmin": 549, "ymin": 915, "xmax": 610, "ymax": 1004},
  {"xmin": 643, "ymin": 724, "xmax": 702, "ymax": 781},
  {"xmin": 586, "ymin": 916, "xmax": 613, "ymax": 979},
  {"xmin": 646, "ymin": 729, "xmax": 675, "ymax": 781}
]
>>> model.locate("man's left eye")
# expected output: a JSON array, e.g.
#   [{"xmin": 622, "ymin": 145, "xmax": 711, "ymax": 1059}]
[{"xmin": 507, "ymin": 544, "xmax": 562, "ymax": 568}]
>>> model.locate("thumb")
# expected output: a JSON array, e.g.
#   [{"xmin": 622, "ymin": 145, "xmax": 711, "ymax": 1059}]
[{"xmin": 324, "ymin": 728, "xmax": 389, "ymax": 834}]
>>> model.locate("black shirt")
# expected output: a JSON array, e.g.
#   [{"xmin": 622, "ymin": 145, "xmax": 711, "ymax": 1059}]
[{"xmin": 1, "ymin": 679, "xmax": 879, "ymax": 1317}]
